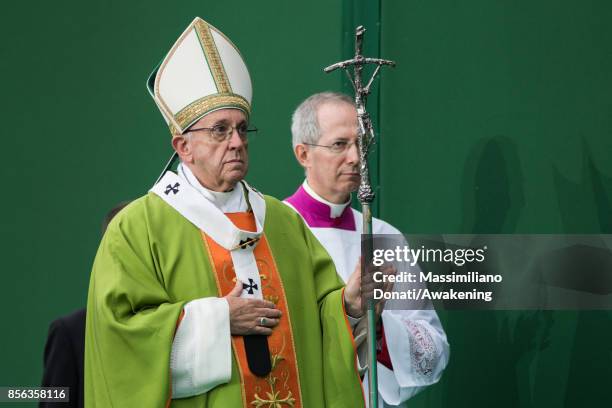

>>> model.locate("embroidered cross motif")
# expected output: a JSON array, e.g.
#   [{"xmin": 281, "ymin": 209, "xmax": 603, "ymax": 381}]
[
  {"xmin": 164, "ymin": 182, "xmax": 180, "ymax": 195},
  {"xmin": 243, "ymin": 278, "xmax": 259, "ymax": 294},
  {"xmin": 252, "ymin": 348, "xmax": 296, "ymax": 407}
]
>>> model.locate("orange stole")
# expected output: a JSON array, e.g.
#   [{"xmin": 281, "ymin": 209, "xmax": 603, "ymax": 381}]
[{"xmin": 201, "ymin": 212, "xmax": 302, "ymax": 408}]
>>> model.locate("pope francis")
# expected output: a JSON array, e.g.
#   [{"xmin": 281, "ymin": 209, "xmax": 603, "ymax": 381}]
[{"xmin": 84, "ymin": 17, "xmax": 365, "ymax": 407}]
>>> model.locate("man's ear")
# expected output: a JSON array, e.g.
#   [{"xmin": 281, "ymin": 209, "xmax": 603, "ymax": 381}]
[
  {"xmin": 294, "ymin": 144, "xmax": 310, "ymax": 169},
  {"xmin": 172, "ymin": 135, "xmax": 192, "ymax": 163}
]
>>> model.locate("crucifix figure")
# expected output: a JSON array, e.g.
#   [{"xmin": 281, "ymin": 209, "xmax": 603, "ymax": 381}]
[{"xmin": 324, "ymin": 25, "xmax": 395, "ymax": 408}]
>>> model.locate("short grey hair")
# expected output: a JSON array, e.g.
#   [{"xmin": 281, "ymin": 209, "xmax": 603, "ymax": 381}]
[{"xmin": 291, "ymin": 92, "xmax": 354, "ymax": 150}]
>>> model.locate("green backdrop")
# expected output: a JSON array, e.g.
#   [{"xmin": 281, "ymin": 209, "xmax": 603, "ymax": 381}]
[{"xmin": 1, "ymin": 0, "xmax": 610, "ymax": 407}]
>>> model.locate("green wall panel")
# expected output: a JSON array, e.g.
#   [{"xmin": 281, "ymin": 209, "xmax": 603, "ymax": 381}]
[
  {"xmin": 379, "ymin": 0, "xmax": 612, "ymax": 235},
  {"xmin": 379, "ymin": 1, "xmax": 612, "ymax": 407}
]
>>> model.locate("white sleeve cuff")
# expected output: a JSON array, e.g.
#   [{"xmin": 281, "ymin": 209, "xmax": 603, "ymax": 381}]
[
  {"xmin": 171, "ymin": 297, "xmax": 232, "ymax": 399},
  {"xmin": 347, "ymin": 314, "xmax": 362, "ymax": 328},
  {"xmin": 352, "ymin": 317, "xmax": 368, "ymax": 374},
  {"xmin": 378, "ymin": 309, "xmax": 449, "ymax": 403}
]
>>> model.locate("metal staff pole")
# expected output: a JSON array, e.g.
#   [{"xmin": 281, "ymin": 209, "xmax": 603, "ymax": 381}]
[{"xmin": 324, "ymin": 25, "xmax": 395, "ymax": 408}]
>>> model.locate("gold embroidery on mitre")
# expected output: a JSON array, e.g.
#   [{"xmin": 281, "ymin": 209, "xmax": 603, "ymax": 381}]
[
  {"xmin": 170, "ymin": 93, "xmax": 251, "ymax": 134},
  {"xmin": 194, "ymin": 20, "xmax": 231, "ymax": 94}
]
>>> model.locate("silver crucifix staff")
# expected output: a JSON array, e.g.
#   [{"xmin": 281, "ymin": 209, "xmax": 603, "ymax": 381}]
[{"xmin": 324, "ymin": 25, "xmax": 395, "ymax": 408}]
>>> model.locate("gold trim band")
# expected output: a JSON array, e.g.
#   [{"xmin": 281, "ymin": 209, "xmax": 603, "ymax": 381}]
[
  {"xmin": 195, "ymin": 20, "xmax": 231, "ymax": 94},
  {"xmin": 170, "ymin": 93, "xmax": 251, "ymax": 134}
]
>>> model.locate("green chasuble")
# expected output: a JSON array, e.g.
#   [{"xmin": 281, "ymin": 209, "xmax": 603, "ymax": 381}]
[{"xmin": 85, "ymin": 192, "xmax": 364, "ymax": 407}]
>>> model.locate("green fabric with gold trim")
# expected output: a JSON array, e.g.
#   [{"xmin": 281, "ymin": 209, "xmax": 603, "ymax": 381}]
[{"xmin": 85, "ymin": 193, "xmax": 364, "ymax": 407}]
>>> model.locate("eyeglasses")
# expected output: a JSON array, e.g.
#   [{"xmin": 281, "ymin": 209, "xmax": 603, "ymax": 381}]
[
  {"xmin": 189, "ymin": 123, "xmax": 258, "ymax": 142},
  {"xmin": 304, "ymin": 140, "xmax": 359, "ymax": 154}
]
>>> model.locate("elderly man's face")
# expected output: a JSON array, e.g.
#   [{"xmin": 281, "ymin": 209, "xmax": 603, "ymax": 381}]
[
  {"xmin": 173, "ymin": 108, "xmax": 249, "ymax": 191},
  {"xmin": 299, "ymin": 102, "xmax": 360, "ymax": 203}
]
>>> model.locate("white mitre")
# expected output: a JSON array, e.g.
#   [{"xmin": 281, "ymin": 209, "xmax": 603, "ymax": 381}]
[{"xmin": 147, "ymin": 17, "xmax": 253, "ymax": 134}]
